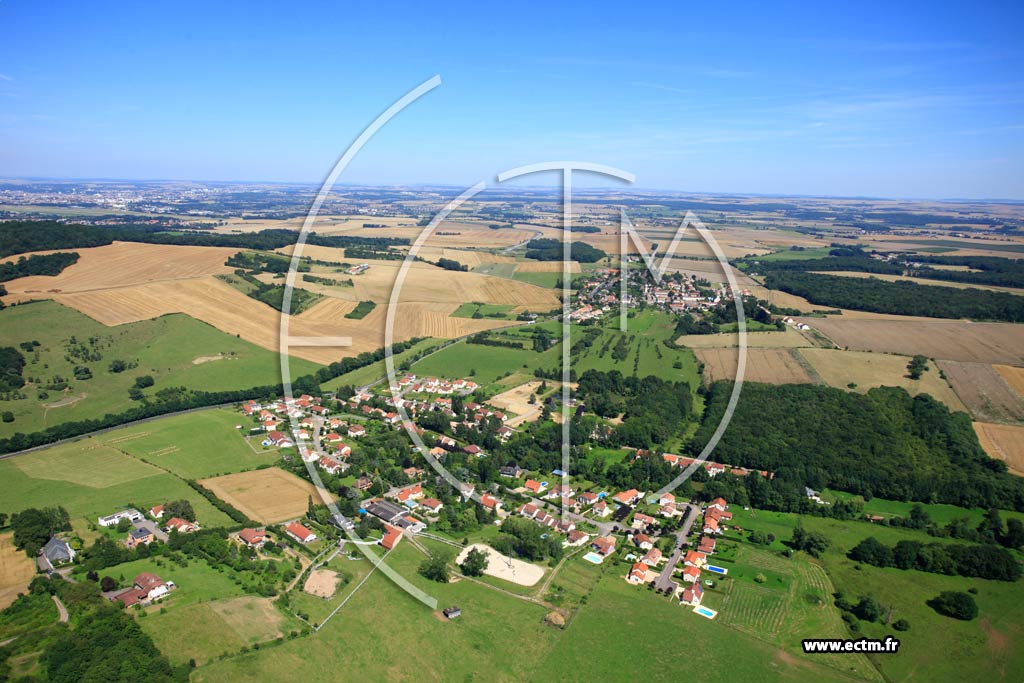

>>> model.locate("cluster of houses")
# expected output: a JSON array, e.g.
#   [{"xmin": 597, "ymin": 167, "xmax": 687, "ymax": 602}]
[
  {"xmin": 658, "ymin": 452, "xmax": 773, "ymax": 479},
  {"xmin": 780, "ymin": 316, "xmax": 812, "ymax": 331},
  {"xmin": 346, "ymin": 263, "xmax": 370, "ymax": 275},
  {"xmin": 97, "ymin": 505, "xmax": 200, "ymax": 549}
]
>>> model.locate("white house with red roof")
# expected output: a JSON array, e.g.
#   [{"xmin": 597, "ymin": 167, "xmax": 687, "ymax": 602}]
[
  {"xmin": 592, "ymin": 536, "xmax": 616, "ymax": 556},
  {"xmin": 347, "ymin": 424, "xmax": 366, "ymax": 438},
  {"xmin": 524, "ymin": 479, "xmax": 547, "ymax": 495},
  {"xmin": 627, "ymin": 562, "xmax": 649, "ymax": 585},
  {"xmin": 682, "ymin": 565, "xmax": 701, "ymax": 583},
  {"xmin": 612, "ymin": 489, "xmax": 643, "ymax": 505},
  {"xmin": 285, "ymin": 522, "xmax": 317, "ymax": 544}
]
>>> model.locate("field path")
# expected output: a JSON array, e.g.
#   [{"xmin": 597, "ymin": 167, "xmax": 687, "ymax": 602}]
[{"xmin": 52, "ymin": 594, "xmax": 68, "ymax": 623}]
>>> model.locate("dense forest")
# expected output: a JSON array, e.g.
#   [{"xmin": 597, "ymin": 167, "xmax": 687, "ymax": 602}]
[
  {"xmin": 0, "ymin": 346, "xmax": 26, "ymax": 391},
  {"xmin": 765, "ymin": 271, "xmax": 1024, "ymax": 322},
  {"xmin": 525, "ymin": 238, "xmax": 606, "ymax": 263},
  {"xmin": 692, "ymin": 383, "xmax": 1024, "ymax": 511},
  {"xmin": 0, "ymin": 252, "xmax": 80, "ymax": 282},
  {"xmin": 849, "ymin": 536, "xmax": 1021, "ymax": 581}
]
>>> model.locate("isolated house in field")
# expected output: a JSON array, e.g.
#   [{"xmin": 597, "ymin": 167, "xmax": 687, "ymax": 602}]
[
  {"xmin": 39, "ymin": 537, "xmax": 76, "ymax": 570},
  {"xmin": 113, "ymin": 572, "xmax": 174, "ymax": 607},
  {"xmin": 443, "ymin": 606, "xmax": 462, "ymax": 619},
  {"xmin": 285, "ymin": 522, "xmax": 317, "ymax": 544},
  {"xmin": 238, "ymin": 528, "xmax": 268, "ymax": 549}
]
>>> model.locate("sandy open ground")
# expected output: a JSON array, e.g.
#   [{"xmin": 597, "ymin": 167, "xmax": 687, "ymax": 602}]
[
  {"xmin": 488, "ymin": 380, "xmax": 547, "ymax": 427},
  {"xmin": 303, "ymin": 568, "xmax": 340, "ymax": 598},
  {"xmin": 199, "ymin": 468, "xmax": 336, "ymax": 524},
  {"xmin": 803, "ymin": 319, "xmax": 1024, "ymax": 365},
  {"xmin": 973, "ymin": 422, "xmax": 1024, "ymax": 476},
  {"xmin": 456, "ymin": 543, "xmax": 544, "ymax": 587},
  {"xmin": 0, "ymin": 532, "xmax": 36, "ymax": 610}
]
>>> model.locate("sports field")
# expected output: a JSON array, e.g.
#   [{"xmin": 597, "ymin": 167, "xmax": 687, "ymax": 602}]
[{"xmin": 199, "ymin": 468, "xmax": 336, "ymax": 524}]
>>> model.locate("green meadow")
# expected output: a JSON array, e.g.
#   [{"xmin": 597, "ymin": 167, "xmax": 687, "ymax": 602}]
[
  {"xmin": 0, "ymin": 438, "xmax": 233, "ymax": 528},
  {"xmin": 319, "ymin": 337, "xmax": 445, "ymax": 393},
  {"xmin": 0, "ymin": 300, "xmax": 319, "ymax": 438}
]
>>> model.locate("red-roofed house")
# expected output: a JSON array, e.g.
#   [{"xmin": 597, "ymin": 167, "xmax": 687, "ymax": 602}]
[
  {"xmin": 524, "ymin": 479, "xmax": 547, "ymax": 495},
  {"xmin": 285, "ymin": 522, "xmax": 317, "ymax": 544},
  {"xmin": 396, "ymin": 483, "xmax": 424, "ymax": 503},
  {"xmin": 420, "ymin": 498, "xmax": 443, "ymax": 514},
  {"xmin": 627, "ymin": 562, "xmax": 649, "ymax": 585},
  {"xmin": 698, "ymin": 537, "xmax": 717, "ymax": 554},
  {"xmin": 239, "ymin": 528, "xmax": 267, "ymax": 548},
  {"xmin": 347, "ymin": 424, "xmax": 366, "ymax": 438},
  {"xmin": 632, "ymin": 512, "xmax": 657, "ymax": 529},
  {"xmin": 682, "ymin": 565, "xmax": 701, "ymax": 583},
  {"xmin": 642, "ymin": 548, "xmax": 663, "ymax": 566},
  {"xmin": 709, "ymin": 497, "xmax": 727, "ymax": 512},
  {"xmin": 633, "ymin": 533, "xmax": 654, "ymax": 550},
  {"xmin": 592, "ymin": 536, "xmax": 617, "ymax": 556},
  {"xmin": 703, "ymin": 517, "xmax": 720, "ymax": 535},
  {"xmin": 680, "ymin": 582, "xmax": 704, "ymax": 606},
  {"xmin": 683, "ymin": 550, "xmax": 707, "ymax": 568},
  {"xmin": 479, "ymin": 494, "xmax": 502, "ymax": 512},
  {"xmin": 612, "ymin": 489, "xmax": 642, "ymax": 505},
  {"xmin": 165, "ymin": 517, "xmax": 198, "ymax": 534},
  {"xmin": 380, "ymin": 524, "xmax": 402, "ymax": 550},
  {"xmin": 149, "ymin": 504, "xmax": 164, "ymax": 519}
]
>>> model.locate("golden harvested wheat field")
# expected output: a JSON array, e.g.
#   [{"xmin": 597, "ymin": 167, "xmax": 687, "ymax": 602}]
[
  {"xmin": 198, "ymin": 468, "xmax": 336, "ymax": 525},
  {"xmin": 973, "ymin": 422, "xmax": 1024, "ymax": 476},
  {"xmin": 696, "ymin": 347, "xmax": 813, "ymax": 384},
  {"xmin": 935, "ymin": 360, "xmax": 1024, "ymax": 423},
  {"xmin": 677, "ymin": 327, "xmax": 814, "ymax": 349},
  {"xmin": 805, "ymin": 318, "xmax": 1024, "ymax": 364},
  {"xmin": 2, "ymin": 241, "xmax": 558, "ymax": 364},
  {"xmin": 995, "ymin": 364, "xmax": 1024, "ymax": 398},
  {"xmin": 416, "ymin": 247, "xmax": 517, "ymax": 269},
  {"xmin": 2, "ymin": 241, "xmax": 236, "ymax": 301},
  {"xmin": 0, "ymin": 532, "xmax": 36, "ymax": 610},
  {"xmin": 800, "ymin": 349, "xmax": 968, "ymax": 413}
]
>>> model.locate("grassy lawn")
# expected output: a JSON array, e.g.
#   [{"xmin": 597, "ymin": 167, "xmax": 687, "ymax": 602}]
[
  {"xmin": 286, "ymin": 551, "xmax": 375, "ymax": 626},
  {"xmin": 105, "ymin": 408, "xmax": 281, "ymax": 479},
  {"xmin": 320, "ymin": 337, "xmax": 444, "ymax": 392},
  {"xmin": 0, "ymin": 437, "xmax": 232, "ymax": 527},
  {"xmin": 0, "ymin": 300, "xmax": 320, "ymax": 438},
  {"xmin": 756, "ymin": 247, "xmax": 833, "ymax": 261},
  {"xmin": 822, "ymin": 490, "xmax": 1024, "ymax": 526},
  {"xmin": 411, "ymin": 337, "xmax": 560, "ymax": 388},
  {"xmin": 452, "ymin": 303, "xmax": 517, "ymax": 319},
  {"xmin": 537, "ymin": 568, "xmax": 865, "ymax": 683},
  {"xmin": 727, "ymin": 507, "xmax": 1024, "ymax": 682},
  {"xmin": 193, "ymin": 542, "xmax": 559, "ymax": 683}
]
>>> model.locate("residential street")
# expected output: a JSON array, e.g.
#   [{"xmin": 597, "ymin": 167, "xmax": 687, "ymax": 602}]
[{"xmin": 654, "ymin": 503, "xmax": 699, "ymax": 592}]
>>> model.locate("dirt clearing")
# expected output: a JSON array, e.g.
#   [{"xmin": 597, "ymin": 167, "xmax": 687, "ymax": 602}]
[
  {"xmin": 456, "ymin": 543, "xmax": 544, "ymax": 587},
  {"xmin": 303, "ymin": 569, "xmax": 340, "ymax": 598}
]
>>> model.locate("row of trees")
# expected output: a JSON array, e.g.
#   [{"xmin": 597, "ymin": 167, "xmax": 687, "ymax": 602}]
[{"xmin": 849, "ymin": 536, "xmax": 1021, "ymax": 581}]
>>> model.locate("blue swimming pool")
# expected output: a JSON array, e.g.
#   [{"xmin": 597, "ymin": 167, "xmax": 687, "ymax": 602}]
[
  {"xmin": 693, "ymin": 606, "xmax": 717, "ymax": 619},
  {"xmin": 583, "ymin": 552, "xmax": 604, "ymax": 565},
  {"xmin": 706, "ymin": 565, "xmax": 728, "ymax": 575}
]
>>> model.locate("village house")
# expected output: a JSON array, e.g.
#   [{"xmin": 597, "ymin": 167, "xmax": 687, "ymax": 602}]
[
  {"xmin": 709, "ymin": 497, "xmax": 727, "ymax": 512},
  {"xmin": 165, "ymin": 517, "xmax": 199, "ymax": 534},
  {"xmin": 125, "ymin": 527, "xmax": 154, "ymax": 549},
  {"xmin": 113, "ymin": 572, "xmax": 175, "ymax": 607},
  {"xmin": 419, "ymin": 498, "xmax": 443, "ymax": 514},
  {"xmin": 499, "ymin": 463, "xmax": 524, "ymax": 478},
  {"xmin": 659, "ymin": 502, "xmax": 678, "ymax": 518},
  {"xmin": 285, "ymin": 522, "xmax": 317, "ymax": 544},
  {"xmin": 627, "ymin": 562, "xmax": 649, "ymax": 585},
  {"xmin": 697, "ymin": 537, "xmax": 717, "ymax": 555},
  {"xmin": 380, "ymin": 524, "xmax": 403, "ymax": 550},
  {"xmin": 683, "ymin": 550, "xmax": 707, "ymax": 568},
  {"xmin": 612, "ymin": 489, "xmax": 643, "ymax": 506},
  {"xmin": 318, "ymin": 456, "xmax": 346, "ymax": 476},
  {"xmin": 564, "ymin": 529, "xmax": 590, "ymax": 547},
  {"xmin": 354, "ymin": 476, "xmax": 374, "ymax": 491},
  {"xmin": 98, "ymin": 508, "xmax": 144, "ymax": 528},
  {"xmin": 238, "ymin": 528, "xmax": 268, "ymax": 548},
  {"xmin": 347, "ymin": 424, "xmax": 366, "ymax": 438},
  {"xmin": 266, "ymin": 430, "xmax": 295, "ymax": 448},
  {"xmin": 633, "ymin": 533, "xmax": 654, "ymax": 551},
  {"xmin": 479, "ymin": 493, "xmax": 503, "ymax": 513},
  {"xmin": 632, "ymin": 512, "xmax": 657, "ymax": 530},
  {"xmin": 38, "ymin": 537, "xmax": 76, "ymax": 571},
  {"xmin": 592, "ymin": 536, "xmax": 617, "ymax": 556},
  {"xmin": 524, "ymin": 479, "xmax": 547, "ymax": 495},
  {"xmin": 680, "ymin": 582, "xmax": 705, "ymax": 607},
  {"xmin": 577, "ymin": 491, "xmax": 599, "ymax": 507},
  {"xmin": 592, "ymin": 500, "xmax": 611, "ymax": 518},
  {"xmin": 395, "ymin": 483, "xmax": 424, "ymax": 504},
  {"xmin": 642, "ymin": 548, "xmax": 663, "ymax": 566}
]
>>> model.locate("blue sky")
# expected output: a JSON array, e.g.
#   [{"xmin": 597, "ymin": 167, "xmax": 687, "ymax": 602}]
[{"xmin": 1, "ymin": 1, "xmax": 1022, "ymax": 198}]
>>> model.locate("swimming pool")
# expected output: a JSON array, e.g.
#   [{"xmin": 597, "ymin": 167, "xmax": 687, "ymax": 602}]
[
  {"xmin": 583, "ymin": 552, "xmax": 604, "ymax": 565},
  {"xmin": 706, "ymin": 565, "xmax": 728, "ymax": 575},
  {"xmin": 693, "ymin": 606, "xmax": 718, "ymax": 619}
]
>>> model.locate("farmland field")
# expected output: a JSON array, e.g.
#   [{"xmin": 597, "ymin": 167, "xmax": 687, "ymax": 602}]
[
  {"xmin": 0, "ymin": 300, "xmax": 318, "ymax": 437},
  {"xmin": 973, "ymin": 422, "xmax": 1024, "ymax": 475},
  {"xmin": 936, "ymin": 360, "xmax": 1024, "ymax": 423},
  {"xmin": 677, "ymin": 327, "xmax": 814, "ymax": 349},
  {"xmin": 800, "ymin": 349, "xmax": 968, "ymax": 413},
  {"xmin": 696, "ymin": 347, "xmax": 815, "ymax": 384},
  {"xmin": 104, "ymin": 408, "xmax": 281, "ymax": 479},
  {"xmin": 198, "ymin": 468, "xmax": 336, "ymax": 524},
  {"xmin": 994, "ymin": 364, "xmax": 1024, "ymax": 400},
  {"xmin": 804, "ymin": 318, "xmax": 1024, "ymax": 364},
  {"xmin": 0, "ymin": 437, "xmax": 233, "ymax": 528},
  {"xmin": 0, "ymin": 533, "xmax": 36, "ymax": 610}
]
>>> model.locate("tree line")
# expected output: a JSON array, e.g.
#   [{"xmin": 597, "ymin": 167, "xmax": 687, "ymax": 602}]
[{"xmin": 0, "ymin": 252, "xmax": 80, "ymax": 282}]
